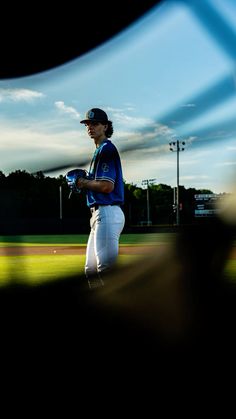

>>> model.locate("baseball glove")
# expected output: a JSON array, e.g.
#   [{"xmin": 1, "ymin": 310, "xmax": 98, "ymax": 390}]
[{"xmin": 65, "ymin": 168, "xmax": 88, "ymax": 197}]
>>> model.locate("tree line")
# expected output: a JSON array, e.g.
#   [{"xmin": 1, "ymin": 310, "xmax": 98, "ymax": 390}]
[{"xmin": 0, "ymin": 170, "xmax": 214, "ymax": 234}]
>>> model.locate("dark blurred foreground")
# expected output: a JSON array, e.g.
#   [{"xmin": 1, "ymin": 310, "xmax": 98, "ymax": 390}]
[{"xmin": 0, "ymin": 217, "xmax": 236, "ymax": 393}]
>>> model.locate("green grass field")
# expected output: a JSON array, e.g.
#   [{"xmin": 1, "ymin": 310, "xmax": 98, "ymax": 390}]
[
  {"xmin": 0, "ymin": 233, "xmax": 235, "ymax": 286},
  {"xmin": 0, "ymin": 232, "xmax": 175, "ymax": 246},
  {"xmin": 0, "ymin": 233, "xmax": 166, "ymax": 287}
]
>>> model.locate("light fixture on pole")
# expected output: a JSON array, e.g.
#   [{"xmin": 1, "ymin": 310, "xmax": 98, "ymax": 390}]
[
  {"xmin": 169, "ymin": 139, "xmax": 185, "ymax": 226},
  {"xmin": 142, "ymin": 178, "xmax": 156, "ymax": 225}
]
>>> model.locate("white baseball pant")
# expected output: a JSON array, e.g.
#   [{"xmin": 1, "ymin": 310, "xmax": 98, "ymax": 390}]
[{"xmin": 85, "ymin": 205, "xmax": 125, "ymax": 278}]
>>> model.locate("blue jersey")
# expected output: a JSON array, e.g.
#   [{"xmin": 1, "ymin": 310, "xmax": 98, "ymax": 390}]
[{"xmin": 87, "ymin": 139, "xmax": 124, "ymax": 207}]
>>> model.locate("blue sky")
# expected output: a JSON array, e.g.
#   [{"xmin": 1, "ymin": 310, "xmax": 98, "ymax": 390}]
[{"xmin": 0, "ymin": 0, "xmax": 236, "ymax": 193}]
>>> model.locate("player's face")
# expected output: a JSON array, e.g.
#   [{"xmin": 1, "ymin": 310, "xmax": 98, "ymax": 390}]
[{"xmin": 85, "ymin": 121, "xmax": 107, "ymax": 141}]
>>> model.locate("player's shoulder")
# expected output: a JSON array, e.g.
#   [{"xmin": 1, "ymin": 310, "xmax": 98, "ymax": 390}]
[
  {"xmin": 102, "ymin": 139, "xmax": 113, "ymax": 147},
  {"xmin": 100, "ymin": 140, "xmax": 118, "ymax": 153}
]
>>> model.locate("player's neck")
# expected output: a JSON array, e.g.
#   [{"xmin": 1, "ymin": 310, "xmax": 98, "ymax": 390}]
[{"xmin": 94, "ymin": 135, "xmax": 107, "ymax": 148}]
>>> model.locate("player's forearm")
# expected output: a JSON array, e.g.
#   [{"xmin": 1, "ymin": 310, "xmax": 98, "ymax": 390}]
[{"xmin": 77, "ymin": 178, "xmax": 114, "ymax": 193}]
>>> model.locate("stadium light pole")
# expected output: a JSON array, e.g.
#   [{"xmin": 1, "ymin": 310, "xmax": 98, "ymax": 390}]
[
  {"xmin": 59, "ymin": 185, "xmax": 63, "ymax": 220},
  {"xmin": 169, "ymin": 140, "xmax": 185, "ymax": 226},
  {"xmin": 142, "ymin": 178, "xmax": 156, "ymax": 225}
]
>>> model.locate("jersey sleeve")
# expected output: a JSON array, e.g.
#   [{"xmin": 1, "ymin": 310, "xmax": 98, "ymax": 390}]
[{"xmin": 95, "ymin": 143, "xmax": 117, "ymax": 184}]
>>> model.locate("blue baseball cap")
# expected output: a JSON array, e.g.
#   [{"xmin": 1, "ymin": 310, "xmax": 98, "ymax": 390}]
[{"xmin": 80, "ymin": 108, "xmax": 109, "ymax": 124}]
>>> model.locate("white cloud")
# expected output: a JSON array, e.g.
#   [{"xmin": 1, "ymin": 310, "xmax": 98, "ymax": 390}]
[
  {"xmin": 0, "ymin": 88, "xmax": 44, "ymax": 102},
  {"xmin": 181, "ymin": 175, "xmax": 209, "ymax": 180},
  {"xmin": 217, "ymin": 161, "xmax": 236, "ymax": 166},
  {"xmin": 111, "ymin": 110, "xmax": 153, "ymax": 127},
  {"xmin": 55, "ymin": 101, "xmax": 81, "ymax": 119},
  {"xmin": 181, "ymin": 103, "xmax": 196, "ymax": 108},
  {"xmin": 0, "ymin": 122, "xmax": 91, "ymax": 174},
  {"xmin": 226, "ymin": 145, "xmax": 236, "ymax": 151}
]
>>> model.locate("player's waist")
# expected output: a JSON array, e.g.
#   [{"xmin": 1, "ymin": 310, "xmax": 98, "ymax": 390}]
[{"xmin": 90, "ymin": 203, "xmax": 122, "ymax": 212}]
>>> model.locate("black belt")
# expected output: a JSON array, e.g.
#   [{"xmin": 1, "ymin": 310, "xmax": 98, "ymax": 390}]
[
  {"xmin": 90, "ymin": 203, "xmax": 121, "ymax": 211},
  {"xmin": 90, "ymin": 204, "xmax": 99, "ymax": 211}
]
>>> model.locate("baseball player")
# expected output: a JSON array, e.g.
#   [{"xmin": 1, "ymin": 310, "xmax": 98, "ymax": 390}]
[{"xmin": 77, "ymin": 108, "xmax": 125, "ymax": 288}]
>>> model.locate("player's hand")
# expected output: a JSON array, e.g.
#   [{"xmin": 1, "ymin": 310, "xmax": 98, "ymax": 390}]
[{"xmin": 77, "ymin": 177, "xmax": 89, "ymax": 189}]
